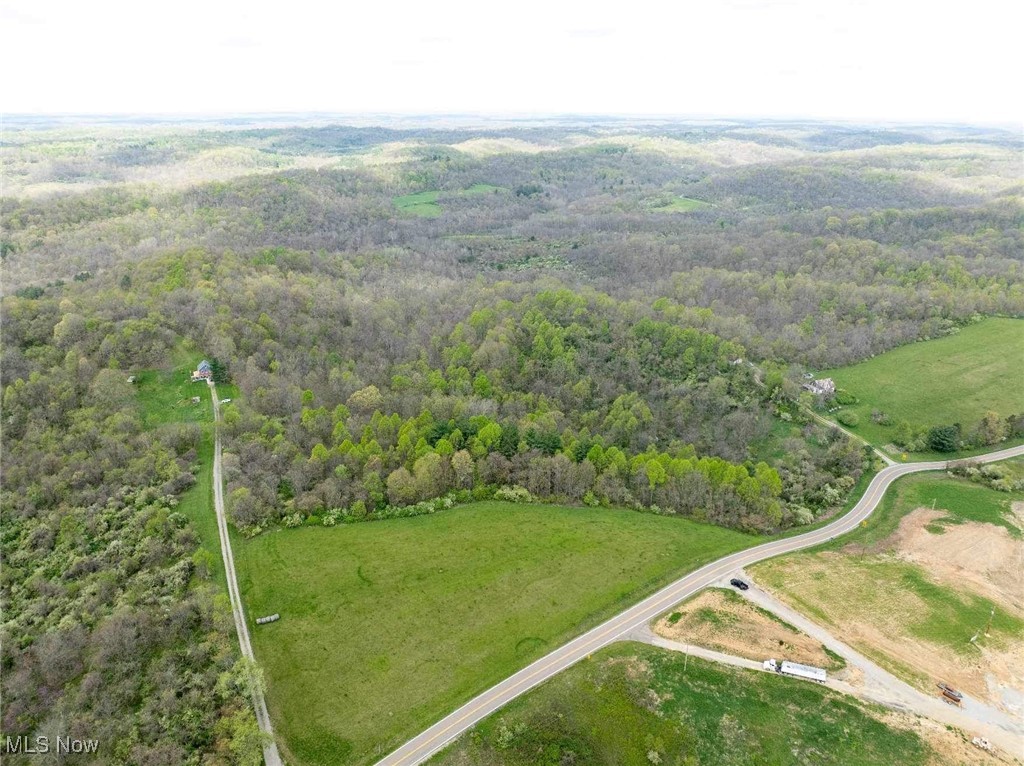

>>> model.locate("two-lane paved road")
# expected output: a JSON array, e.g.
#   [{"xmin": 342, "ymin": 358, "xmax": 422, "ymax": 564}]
[{"xmin": 375, "ymin": 444, "xmax": 1024, "ymax": 766}]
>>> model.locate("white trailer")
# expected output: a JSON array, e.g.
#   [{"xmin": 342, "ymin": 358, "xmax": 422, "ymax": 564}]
[
  {"xmin": 780, "ymin": 660, "xmax": 826, "ymax": 683},
  {"xmin": 762, "ymin": 659, "xmax": 826, "ymax": 683}
]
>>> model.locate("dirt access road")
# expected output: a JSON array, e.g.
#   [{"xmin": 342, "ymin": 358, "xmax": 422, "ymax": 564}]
[{"xmin": 210, "ymin": 383, "xmax": 283, "ymax": 766}]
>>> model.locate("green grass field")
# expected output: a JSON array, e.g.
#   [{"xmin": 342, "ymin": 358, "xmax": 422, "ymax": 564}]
[
  {"xmin": 430, "ymin": 643, "xmax": 933, "ymax": 766},
  {"xmin": 176, "ymin": 428, "xmax": 225, "ymax": 587},
  {"xmin": 818, "ymin": 318, "xmax": 1024, "ymax": 453},
  {"xmin": 899, "ymin": 473, "xmax": 1021, "ymax": 537},
  {"xmin": 650, "ymin": 196, "xmax": 711, "ymax": 212},
  {"xmin": 235, "ymin": 503, "xmax": 758, "ymax": 766},
  {"xmin": 394, "ymin": 190, "xmax": 442, "ymax": 216},
  {"xmin": 394, "ymin": 185, "xmax": 506, "ymax": 217}
]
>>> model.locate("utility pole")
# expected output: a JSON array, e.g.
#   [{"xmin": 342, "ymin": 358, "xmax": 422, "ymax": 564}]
[{"xmin": 970, "ymin": 608, "xmax": 995, "ymax": 644}]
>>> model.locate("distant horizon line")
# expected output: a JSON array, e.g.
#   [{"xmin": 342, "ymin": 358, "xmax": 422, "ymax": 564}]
[{"xmin": 4, "ymin": 111, "xmax": 1021, "ymax": 132}]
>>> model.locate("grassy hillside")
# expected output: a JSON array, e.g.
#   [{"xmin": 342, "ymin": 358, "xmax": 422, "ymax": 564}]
[
  {"xmin": 818, "ymin": 318, "xmax": 1024, "ymax": 453},
  {"xmin": 134, "ymin": 364, "xmax": 213, "ymax": 429},
  {"xmin": 755, "ymin": 556, "xmax": 1021, "ymax": 660},
  {"xmin": 430, "ymin": 643, "xmax": 934, "ymax": 766},
  {"xmin": 235, "ymin": 503, "xmax": 757, "ymax": 766}
]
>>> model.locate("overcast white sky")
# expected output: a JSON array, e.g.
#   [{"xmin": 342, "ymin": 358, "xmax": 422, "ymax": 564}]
[{"xmin": 2, "ymin": 0, "xmax": 1021, "ymax": 125}]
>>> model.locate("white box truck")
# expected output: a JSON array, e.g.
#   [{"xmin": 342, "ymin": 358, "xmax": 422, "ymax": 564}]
[{"xmin": 763, "ymin": 659, "xmax": 826, "ymax": 683}]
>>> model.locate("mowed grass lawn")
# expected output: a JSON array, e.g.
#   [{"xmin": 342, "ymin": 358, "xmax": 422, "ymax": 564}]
[
  {"xmin": 235, "ymin": 503, "xmax": 757, "ymax": 766},
  {"xmin": 819, "ymin": 317, "xmax": 1024, "ymax": 452},
  {"xmin": 134, "ymin": 363, "xmax": 213, "ymax": 429},
  {"xmin": 431, "ymin": 643, "xmax": 933, "ymax": 766}
]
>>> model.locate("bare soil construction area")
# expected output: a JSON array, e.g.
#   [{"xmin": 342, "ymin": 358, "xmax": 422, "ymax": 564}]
[
  {"xmin": 653, "ymin": 588, "xmax": 847, "ymax": 673},
  {"xmin": 893, "ymin": 506, "xmax": 1023, "ymax": 613},
  {"xmin": 753, "ymin": 504, "xmax": 1024, "ymax": 717}
]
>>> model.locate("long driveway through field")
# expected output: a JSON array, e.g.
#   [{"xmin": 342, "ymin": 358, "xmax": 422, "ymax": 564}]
[{"xmin": 210, "ymin": 383, "xmax": 283, "ymax": 766}]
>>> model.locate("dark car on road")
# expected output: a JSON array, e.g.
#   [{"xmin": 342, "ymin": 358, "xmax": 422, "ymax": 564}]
[{"xmin": 729, "ymin": 578, "xmax": 749, "ymax": 590}]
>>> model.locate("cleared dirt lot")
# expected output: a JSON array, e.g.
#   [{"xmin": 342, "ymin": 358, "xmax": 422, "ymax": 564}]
[
  {"xmin": 891, "ymin": 504, "xmax": 1024, "ymax": 716},
  {"xmin": 892, "ymin": 506, "xmax": 1023, "ymax": 612},
  {"xmin": 653, "ymin": 587, "xmax": 847, "ymax": 673},
  {"xmin": 752, "ymin": 504, "xmax": 1024, "ymax": 716}
]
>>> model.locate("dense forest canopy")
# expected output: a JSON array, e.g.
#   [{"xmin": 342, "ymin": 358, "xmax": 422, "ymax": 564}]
[{"xmin": 2, "ymin": 118, "xmax": 1022, "ymax": 763}]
